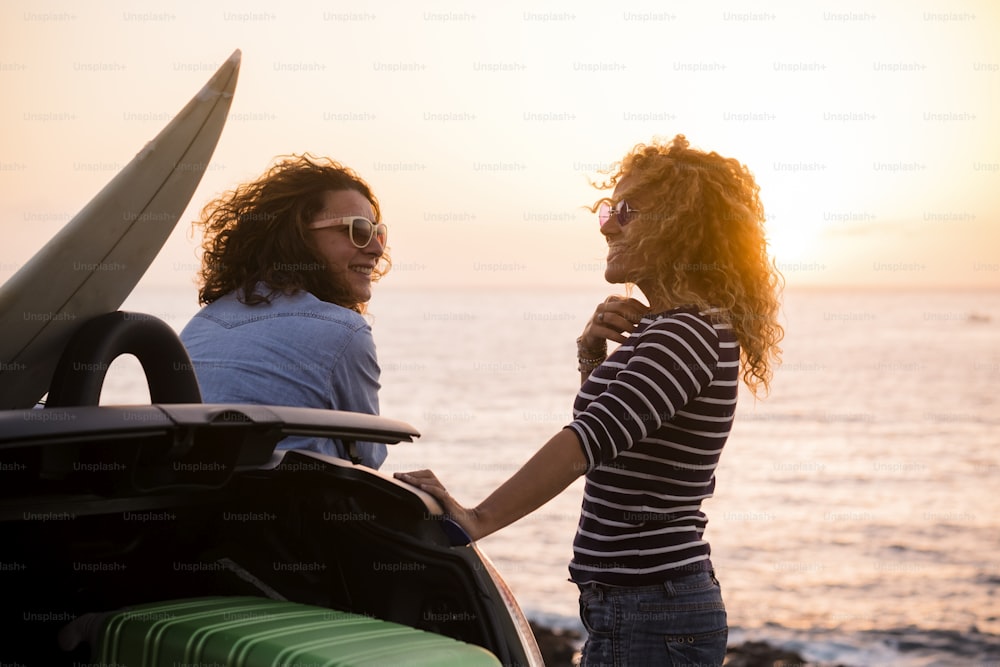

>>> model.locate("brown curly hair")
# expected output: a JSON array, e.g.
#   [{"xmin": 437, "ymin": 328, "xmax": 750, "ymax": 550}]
[
  {"xmin": 193, "ymin": 153, "xmax": 390, "ymax": 313},
  {"xmin": 594, "ymin": 135, "xmax": 783, "ymax": 396}
]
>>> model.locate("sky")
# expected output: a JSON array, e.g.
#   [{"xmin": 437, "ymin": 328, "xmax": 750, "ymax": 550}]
[{"xmin": 1, "ymin": 0, "xmax": 998, "ymax": 293}]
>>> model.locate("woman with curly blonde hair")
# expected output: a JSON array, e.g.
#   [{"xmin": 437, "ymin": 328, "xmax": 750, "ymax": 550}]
[
  {"xmin": 398, "ymin": 135, "xmax": 783, "ymax": 665},
  {"xmin": 181, "ymin": 154, "xmax": 392, "ymax": 469}
]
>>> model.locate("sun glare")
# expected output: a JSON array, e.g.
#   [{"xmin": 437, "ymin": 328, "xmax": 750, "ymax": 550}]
[{"xmin": 766, "ymin": 218, "xmax": 819, "ymax": 266}]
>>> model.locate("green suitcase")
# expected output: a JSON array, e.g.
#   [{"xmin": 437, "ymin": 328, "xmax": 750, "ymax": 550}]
[{"xmin": 97, "ymin": 596, "xmax": 503, "ymax": 666}]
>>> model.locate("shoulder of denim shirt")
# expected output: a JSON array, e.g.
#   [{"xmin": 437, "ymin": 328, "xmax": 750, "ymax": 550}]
[{"xmin": 196, "ymin": 283, "xmax": 370, "ymax": 330}]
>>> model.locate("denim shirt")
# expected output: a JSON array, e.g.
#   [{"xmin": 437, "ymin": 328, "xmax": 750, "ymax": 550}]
[{"xmin": 179, "ymin": 287, "xmax": 387, "ymax": 469}]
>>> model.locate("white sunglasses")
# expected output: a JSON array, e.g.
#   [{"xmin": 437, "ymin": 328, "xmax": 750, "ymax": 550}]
[{"xmin": 308, "ymin": 216, "xmax": 387, "ymax": 248}]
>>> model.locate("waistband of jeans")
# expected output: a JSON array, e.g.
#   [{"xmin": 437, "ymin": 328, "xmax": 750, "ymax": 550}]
[{"xmin": 573, "ymin": 559, "xmax": 714, "ymax": 592}]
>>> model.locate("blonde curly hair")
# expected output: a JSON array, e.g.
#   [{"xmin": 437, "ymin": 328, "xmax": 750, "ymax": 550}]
[{"xmin": 594, "ymin": 135, "xmax": 783, "ymax": 396}]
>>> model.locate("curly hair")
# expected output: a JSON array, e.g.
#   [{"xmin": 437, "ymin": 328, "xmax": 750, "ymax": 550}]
[
  {"xmin": 594, "ymin": 135, "xmax": 783, "ymax": 396},
  {"xmin": 193, "ymin": 153, "xmax": 390, "ymax": 313}
]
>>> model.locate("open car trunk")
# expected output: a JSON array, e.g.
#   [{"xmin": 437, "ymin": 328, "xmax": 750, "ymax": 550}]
[{"xmin": 1, "ymin": 404, "xmax": 541, "ymax": 666}]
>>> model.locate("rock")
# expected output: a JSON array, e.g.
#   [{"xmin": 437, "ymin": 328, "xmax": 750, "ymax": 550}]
[
  {"xmin": 530, "ymin": 620, "xmax": 582, "ymax": 666},
  {"xmin": 724, "ymin": 640, "xmax": 810, "ymax": 666}
]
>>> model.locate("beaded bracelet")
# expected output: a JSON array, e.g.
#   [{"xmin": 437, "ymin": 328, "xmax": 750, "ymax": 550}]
[
  {"xmin": 577, "ymin": 352, "xmax": 607, "ymax": 364},
  {"xmin": 576, "ymin": 336, "xmax": 607, "ymax": 356},
  {"xmin": 577, "ymin": 336, "xmax": 607, "ymax": 373}
]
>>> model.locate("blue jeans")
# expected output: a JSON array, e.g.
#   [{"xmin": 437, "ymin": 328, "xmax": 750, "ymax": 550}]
[{"xmin": 578, "ymin": 571, "xmax": 728, "ymax": 667}]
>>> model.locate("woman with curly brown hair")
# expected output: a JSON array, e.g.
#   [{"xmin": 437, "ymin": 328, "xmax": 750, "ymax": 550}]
[
  {"xmin": 180, "ymin": 154, "xmax": 391, "ymax": 469},
  {"xmin": 397, "ymin": 135, "xmax": 783, "ymax": 665}
]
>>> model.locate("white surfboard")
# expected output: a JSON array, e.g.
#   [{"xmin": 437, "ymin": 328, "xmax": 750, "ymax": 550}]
[{"xmin": 0, "ymin": 49, "xmax": 241, "ymax": 410}]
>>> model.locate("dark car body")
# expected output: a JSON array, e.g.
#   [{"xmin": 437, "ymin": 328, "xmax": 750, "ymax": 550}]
[{"xmin": 1, "ymin": 314, "xmax": 543, "ymax": 665}]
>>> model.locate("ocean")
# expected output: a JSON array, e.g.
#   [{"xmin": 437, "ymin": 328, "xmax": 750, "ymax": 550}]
[{"xmin": 111, "ymin": 283, "xmax": 1000, "ymax": 666}]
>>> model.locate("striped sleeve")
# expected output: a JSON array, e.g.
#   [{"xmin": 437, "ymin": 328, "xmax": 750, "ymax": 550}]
[{"xmin": 568, "ymin": 313, "xmax": 720, "ymax": 470}]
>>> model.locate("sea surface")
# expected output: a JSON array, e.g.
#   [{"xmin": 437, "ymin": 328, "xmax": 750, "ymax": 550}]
[{"xmin": 110, "ymin": 284, "xmax": 1000, "ymax": 666}]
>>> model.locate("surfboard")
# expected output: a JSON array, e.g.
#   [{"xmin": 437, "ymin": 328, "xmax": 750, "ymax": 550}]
[{"xmin": 0, "ymin": 49, "xmax": 241, "ymax": 410}]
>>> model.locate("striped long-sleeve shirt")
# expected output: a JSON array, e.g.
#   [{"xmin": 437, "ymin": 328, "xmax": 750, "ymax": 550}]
[{"xmin": 566, "ymin": 306, "xmax": 739, "ymax": 586}]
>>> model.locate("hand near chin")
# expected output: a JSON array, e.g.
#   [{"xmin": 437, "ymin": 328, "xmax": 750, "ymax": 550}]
[
  {"xmin": 579, "ymin": 295, "xmax": 649, "ymax": 349},
  {"xmin": 394, "ymin": 469, "xmax": 483, "ymax": 539}
]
